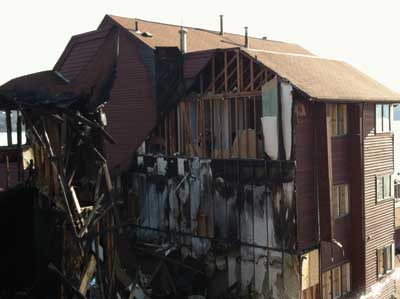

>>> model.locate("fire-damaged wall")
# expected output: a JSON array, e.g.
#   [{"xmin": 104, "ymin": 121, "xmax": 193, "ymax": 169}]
[{"xmin": 120, "ymin": 154, "xmax": 300, "ymax": 298}]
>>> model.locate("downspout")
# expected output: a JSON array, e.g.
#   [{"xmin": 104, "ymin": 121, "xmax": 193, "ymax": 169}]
[
  {"xmin": 360, "ymin": 103, "xmax": 366, "ymax": 286},
  {"xmin": 313, "ymin": 101, "xmax": 322, "ymax": 295}
]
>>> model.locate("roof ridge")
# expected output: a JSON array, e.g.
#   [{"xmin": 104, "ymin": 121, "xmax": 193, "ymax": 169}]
[{"xmin": 108, "ymin": 14, "xmax": 299, "ymax": 46}]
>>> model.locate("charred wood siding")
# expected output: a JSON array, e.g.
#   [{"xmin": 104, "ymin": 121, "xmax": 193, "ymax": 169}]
[
  {"xmin": 363, "ymin": 103, "xmax": 395, "ymax": 293},
  {"xmin": 55, "ymin": 29, "xmax": 111, "ymax": 81},
  {"xmin": 295, "ymin": 100, "xmax": 318, "ymax": 250},
  {"xmin": 104, "ymin": 30, "xmax": 156, "ymax": 168},
  {"xmin": 0, "ymin": 161, "xmax": 18, "ymax": 189}
]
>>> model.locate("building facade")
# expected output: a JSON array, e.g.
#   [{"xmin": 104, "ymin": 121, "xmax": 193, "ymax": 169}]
[{"xmin": 2, "ymin": 14, "xmax": 398, "ymax": 298}]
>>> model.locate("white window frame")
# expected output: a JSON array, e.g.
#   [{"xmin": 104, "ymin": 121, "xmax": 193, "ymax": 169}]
[
  {"xmin": 332, "ymin": 184, "xmax": 350, "ymax": 219},
  {"xmin": 328, "ymin": 104, "xmax": 348, "ymax": 137},
  {"xmin": 0, "ymin": 110, "xmax": 26, "ymax": 147},
  {"xmin": 377, "ymin": 244, "xmax": 394, "ymax": 278},
  {"xmin": 375, "ymin": 104, "xmax": 392, "ymax": 133},
  {"xmin": 376, "ymin": 174, "xmax": 393, "ymax": 202}
]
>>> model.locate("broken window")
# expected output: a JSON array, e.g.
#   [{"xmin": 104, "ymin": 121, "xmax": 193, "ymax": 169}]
[
  {"xmin": 376, "ymin": 104, "xmax": 392, "ymax": 133},
  {"xmin": 0, "ymin": 110, "xmax": 26, "ymax": 147},
  {"xmin": 331, "ymin": 184, "xmax": 349, "ymax": 218},
  {"xmin": 322, "ymin": 262, "xmax": 351, "ymax": 299},
  {"xmin": 376, "ymin": 174, "xmax": 392, "ymax": 201},
  {"xmin": 328, "ymin": 104, "xmax": 347, "ymax": 136},
  {"xmin": 377, "ymin": 244, "xmax": 394, "ymax": 277}
]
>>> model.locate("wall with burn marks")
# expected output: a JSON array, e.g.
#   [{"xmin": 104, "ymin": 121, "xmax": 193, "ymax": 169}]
[{"xmin": 127, "ymin": 155, "xmax": 299, "ymax": 298}]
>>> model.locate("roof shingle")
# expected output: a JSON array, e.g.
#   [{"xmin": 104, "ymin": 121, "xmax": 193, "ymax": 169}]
[{"xmin": 104, "ymin": 15, "xmax": 313, "ymax": 55}]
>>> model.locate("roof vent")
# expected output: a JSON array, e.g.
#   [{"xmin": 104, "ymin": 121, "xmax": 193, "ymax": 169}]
[
  {"xmin": 244, "ymin": 27, "xmax": 249, "ymax": 48},
  {"xmin": 142, "ymin": 32, "xmax": 153, "ymax": 38},
  {"xmin": 180, "ymin": 28, "xmax": 188, "ymax": 53},
  {"xmin": 262, "ymin": 36, "xmax": 268, "ymax": 40},
  {"xmin": 135, "ymin": 20, "xmax": 140, "ymax": 32},
  {"xmin": 219, "ymin": 15, "xmax": 224, "ymax": 36}
]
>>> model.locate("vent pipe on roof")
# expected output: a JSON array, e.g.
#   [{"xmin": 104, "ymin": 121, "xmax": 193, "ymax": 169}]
[
  {"xmin": 244, "ymin": 27, "xmax": 249, "ymax": 48},
  {"xmin": 262, "ymin": 36, "xmax": 268, "ymax": 40},
  {"xmin": 180, "ymin": 27, "xmax": 188, "ymax": 53},
  {"xmin": 219, "ymin": 15, "xmax": 224, "ymax": 36},
  {"xmin": 135, "ymin": 20, "xmax": 139, "ymax": 32}
]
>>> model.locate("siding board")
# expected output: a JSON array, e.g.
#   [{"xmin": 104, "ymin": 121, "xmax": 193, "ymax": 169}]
[{"xmin": 363, "ymin": 103, "xmax": 395, "ymax": 296}]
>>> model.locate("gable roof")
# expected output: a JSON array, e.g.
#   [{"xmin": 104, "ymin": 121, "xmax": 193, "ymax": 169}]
[
  {"xmin": 102, "ymin": 14, "xmax": 400, "ymax": 103},
  {"xmin": 101, "ymin": 15, "xmax": 313, "ymax": 55},
  {"xmin": 244, "ymin": 49, "xmax": 400, "ymax": 102}
]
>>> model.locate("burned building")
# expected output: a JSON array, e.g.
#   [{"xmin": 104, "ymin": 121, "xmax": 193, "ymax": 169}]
[{"xmin": 2, "ymin": 14, "xmax": 400, "ymax": 299}]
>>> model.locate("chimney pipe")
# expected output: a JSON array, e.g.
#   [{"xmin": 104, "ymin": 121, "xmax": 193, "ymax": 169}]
[
  {"xmin": 180, "ymin": 28, "xmax": 188, "ymax": 53},
  {"xmin": 135, "ymin": 20, "xmax": 139, "ymax": 32},
  {"xmin": 219, "ymin": 15, "xmax": 224, "ymax": 36},
  {"xmin": 244, "ymin": 26, "xmax": 249, "ymax": 48}
]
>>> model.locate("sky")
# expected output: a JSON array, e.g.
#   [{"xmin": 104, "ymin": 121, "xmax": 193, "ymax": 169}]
[{"xmin": 1, "ymin": 0, "xmax": 400, "ymax": 92}]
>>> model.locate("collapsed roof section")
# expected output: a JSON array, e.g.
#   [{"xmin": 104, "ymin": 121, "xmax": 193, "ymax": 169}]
[{"xmin": 1, "ymin": 27, "xmax": 119, "ymax": 112}]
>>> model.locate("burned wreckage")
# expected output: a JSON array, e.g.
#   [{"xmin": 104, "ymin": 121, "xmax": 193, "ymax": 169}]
[{"xmin": 2, "ymin": 14, "xmax": 400, "ymax": 299}]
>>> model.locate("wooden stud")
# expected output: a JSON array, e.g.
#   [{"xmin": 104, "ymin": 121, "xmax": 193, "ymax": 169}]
[
  {"xmin": 228, "ymin": 99, "xmax": 232, "ymax": 158},
  {"xmin": 236, "ymin": 51, "xmax": 241, "ymax": 92},
  {"xmin": 6, "ymin": 110, "xmax": 12, "ymax": 146},
  {"xmin": 210, "ymin": 100, "xmax": 214, "ymax": 158},
  {"xmin": 224, "ymin": 52, "xmax": 228, "ymax": 92}
]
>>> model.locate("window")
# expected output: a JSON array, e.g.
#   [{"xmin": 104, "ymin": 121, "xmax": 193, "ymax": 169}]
[
  {"xmin": 376, "ymin": 104, "xmax": 392, "ymax": 133},
  {"xmin": 376, "ymin": 174, "xmax": 392, "ymax": 201},
  {"xmin": 322, "ymin": 263, "xmax": 351, "ymax": 299},
  {"xmin": 377, "ymin": 244, "xmax": 394, "ymax": 277},
  {"xmin": 0, "ymin": 110, "xmax": 26, "ymax": 147},
  {"xmin": 332, "ymin": 184, "xmax": 349, "ymax": 218},
  {"xmin": 328, "ymin": 104, "xmax": 348, "ymax": 136}
]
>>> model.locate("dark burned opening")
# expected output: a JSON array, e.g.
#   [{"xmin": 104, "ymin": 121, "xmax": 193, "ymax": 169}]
[{"xmin": 0, "ymin": 187, "xmax": 64, "ymax": 298}]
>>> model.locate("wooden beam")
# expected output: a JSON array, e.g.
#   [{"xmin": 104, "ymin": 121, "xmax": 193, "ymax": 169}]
[
  {"xmin": 236, "ymin": 51, "xmax": 241, "ymax": 92},
  {"xmin": 79, "ymin": 255, "xmax": 97, "ymax": 296},
  {"xmin": 6, "ymin": 110, "xmax": 12, "ymax": 146},
  {"xmin": 250, "ymin": 60, "xmax": 254, "ymax": 91},
  {"xmin": 245, "ymin": 69, "xmax": 265, "ymax": 91},
  {"xmin": 206, "ymin": 53, "xmax": 236, "ymax": 93},
  {"xmin": 224, "ymin": 52, "xmax": 228, "ymax": 92},
  {"xmin": 201, "ymin": 91, "xmax": 261, "ymax": 100}
]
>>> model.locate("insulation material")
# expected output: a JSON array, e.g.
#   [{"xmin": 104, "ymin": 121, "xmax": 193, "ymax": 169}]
[
  {"xmin": 283, "ymin": 253, "xmax": 300, "ymax": 299},
  {"xmin": 254, "ymin": 248, "xmax": 268, "ymax": 295},
  {"xmin": 240, "ymin": 245, "xmax": 255, "ymax": 294},
  {"xmin": 261, "ymin": 76, "xmax": 279, "ymax": 160},
  {"xmin": 268, "ymin": 186, "xmax": 281, "ymax": 248},
  {"xmin": 156, "ymin": 157, "xmax": 168, "ymax": 175},
  {"xmin": 301, "ymin": 249, "xmax": 320, "ymax": 291},
  {"xmin": 178, "ymin": 158, "xmax": 186, "ymax": 176},
  {"xmin": 253, "ymin": 185, "xmax": 268, "ymax": 247},
  {"xmin": 268, "ymin": 250, "xmax": 283, "ymax": 298},
  {"xmin": 280, "ymin": 81, "xmax": 293, "ymax": 160}
]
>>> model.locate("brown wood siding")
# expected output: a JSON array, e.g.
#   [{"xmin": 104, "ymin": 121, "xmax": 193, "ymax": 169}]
[
  {"xmin": 395, "ymin": 228, "xmax": 400, "ymax": 251},
  {"xmin": 331, "ymin": 137, "xmax": 350, "ymax": 184},
  {"xmin": 363, "ymin": 103, "xmax": 395, "ymax": 292},
  {"xmin": 55, "ymin": 29, "xmax": 111, "ymax": 81},
  {"xmin": 348, "ymin": 104, "xmax": 365, "ymax": 294},
  {"xmin": 104, "ymin": 30, "xmax": 156, "ymax": 168},
  {"xmin": 295, "ymin": 100, "xmax": 318, "ymax": 250}
]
